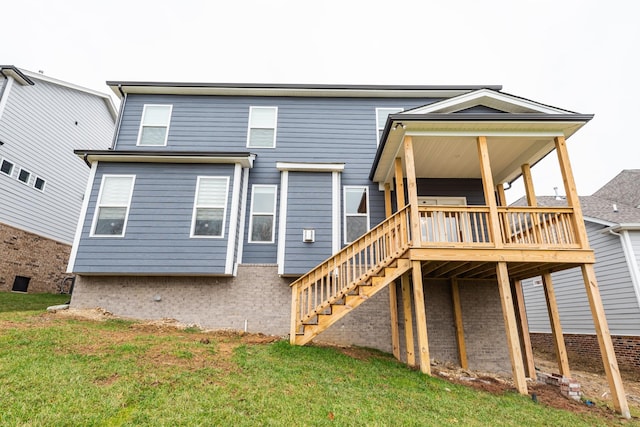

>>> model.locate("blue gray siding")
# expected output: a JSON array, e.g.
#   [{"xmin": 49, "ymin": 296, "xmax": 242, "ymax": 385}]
[
  {"xmin": 73, "ymin": 162, "xmax": 237, "ymax": 274},
  {"xmin": 283, "ymin": 172, "xmax": 333, "ymax": 275},
  {"xmin": 523, "ymin": 221, "xmax": 640, "ymax": 336}
]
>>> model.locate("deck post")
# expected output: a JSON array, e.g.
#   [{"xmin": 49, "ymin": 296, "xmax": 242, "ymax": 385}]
[
  {"xmin": 451, "ymin": 278, "xmax": 468, "ymax": 369},
  {"xmin": 477, "ymin": 136, "xmax": 503, "ymax": 248},
  {"xmin": 512, "ymin": 279, "xmax": 536, "ymax": 378},
  {"xmin": 554, "ymin": 136, "xmax": 588, "ymax": 247},
  {"xmin": 580, "ymin": 264, "xmax": 630, "ymax": 418},
  {"xmin": 411, "ymin": 260, "xmax": 430, "ymax": 374},
  {"xmin": 541, "ymin": 271, "xmax": 570, "ymax": 376},
  {"xmin": 290, "ymin": 283, "xmax": 299, "ymax": 345},
  {"xmin": 521, "ymin": 163, "xmax": 537, "ymax": 206},
  {"xmin": 496, "ymin": 262, "xmax": 528, "ymax": 394},
  {"xmin": 385, "ymin": 183, "xmax": 401, "ymax": 360},
  {"xmin": 403, "ymin": 136, "xmax": 421, "ymax": 246},
  {"xmin": 401, "ymin": 272, "xmax": 416, "ymax": 366},
  {"xmin": 394, "ymin": 157, "xmax": 406, "ymax": 209},
  {"xmin": 496, "ymin": 183, "xmax": 507, "ymax": 206}
]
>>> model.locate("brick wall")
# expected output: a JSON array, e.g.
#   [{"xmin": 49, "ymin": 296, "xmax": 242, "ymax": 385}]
[
  {"xmin": 0, "ymin": 222, "xmax": 71, "ymax": 293},
  {"xmin": 530, "ymin": 333, "xmax": 640, "ymax": 372}
]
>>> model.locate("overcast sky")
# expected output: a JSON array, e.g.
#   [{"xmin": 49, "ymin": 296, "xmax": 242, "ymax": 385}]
[{"xmin": 5, "ymin": 0, "xmax": 639, "ymax": 202}]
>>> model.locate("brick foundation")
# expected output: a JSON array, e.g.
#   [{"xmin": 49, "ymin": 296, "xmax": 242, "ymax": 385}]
[
  {"xmin": 0, "ymin": 222, "xmax": 72, "ymax": 293},
  {"xmin": 530, "ymin": 333, "xmax": 640, "ymax": 372}
]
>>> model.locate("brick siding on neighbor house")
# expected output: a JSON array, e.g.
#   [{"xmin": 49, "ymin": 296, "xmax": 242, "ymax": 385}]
[
  {"xmin": 0, "ymin": 223, "xmax": 72, "ymax": 293},
  {"xmin": 71, "ymin": 265, "xmax": 512, "ymax": 373},
  {"xmin": 530, "ymin": 333, "xmax": 640, "ymax": 372}
]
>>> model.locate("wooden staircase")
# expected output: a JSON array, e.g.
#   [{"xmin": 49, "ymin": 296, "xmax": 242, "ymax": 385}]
[{"xmin": 290, "ymin": 206, "xmax": 412, "ymax": 345}]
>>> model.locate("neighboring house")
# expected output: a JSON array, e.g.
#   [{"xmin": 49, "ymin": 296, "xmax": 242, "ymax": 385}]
[
  {"xmin": 0, "ymin": 66, "xmax": 116, "ymax": 293},
  {"xmin": 68, "ymin": 82, "xmax": 630, "ymax": 416},
  {"xmin": 521, "ymin": 170, "xmax": 640, "ymax": 371}
]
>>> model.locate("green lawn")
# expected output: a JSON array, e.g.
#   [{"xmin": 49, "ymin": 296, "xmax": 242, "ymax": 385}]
[{"xmin": 0, "ymin": 292, "xmax": 631, "ymax": 426}]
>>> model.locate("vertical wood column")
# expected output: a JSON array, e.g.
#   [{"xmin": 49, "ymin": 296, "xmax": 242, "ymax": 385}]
[
  {"xmin": 385, "ymin": 182, "xmax": 401, "ymax": 360},
  {"xmin": 451, "ymin": 278, "xmax": 468, "ymax": 370},
  {"xmin": 404, "ymin": 136, "xmax": 421, "ymax": 246},
  {"xmin": 496, "ymin": 183, "xmax": 507, "ymax": 206},
  {"xmin": 394, "ymin": 158, "xmax": 406, "ymax": 209},
  {"xmin": 496, "ymin": 262, "xmax": 528, "ymax": 394},
  {"xmin": 512, "ymin": 280, "xmax": 536, "ymax": 378},
  {"xmin": 581, "ymin": 264, "xmax": 630, "ymax": 418},
  {"xmin": 555, "ymin": 136, "xmax": 588, "ymax": 247},
  {"xmin": 541, "ymin": 272, "xmax": 570, "ymax": 376},
  {"xmin": 521, "ymin": 163, "xmax": 537, "ymax": 206},
  {"xmin": 401, "ymin": 272, "xmax": 416, "ymax": 367},
  {"xmin": 412, "ymin": 261, "xmax": 431, "ymax": 374},
  {"xmin": 477, "ymin": 136, "xmax": 503, "ymax": 248}
]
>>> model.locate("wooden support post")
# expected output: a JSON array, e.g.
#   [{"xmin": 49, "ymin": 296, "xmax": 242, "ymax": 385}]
[
  {"xmin": 477, "ymin": 136, "xmax": 503, "ymax": 248},
  {"xmin": 541, "ymin": 272, "xmax": 570, "ymax": 376},
  {"xmin": 394, "ymin": 158, "xmax": 406, "ymax": 209},
  {"xmin": 411, "ymin": 260, "xmax": 430, "ymax": 374},
  {"xmin": 404, "ymin": 136, "xmax": 421, "ymax": 246},
  {"xmin": 451, "ymin": 278, "xmax": 468, "ymax": 370},
  {"xmin": 496, "ymin": 262, "xmax": 528, "ymax": 394},
  {"xmin": 512, "ymin": 280, "xmax": 536, "ymax": 378},
  {"xmin": 384, "ymin": 183, "xmax": 393, "ymax": 217},
  {"xmin": 290, "ymin": 284, "xmax": 299, "ymax": 345},
  {"xmin": 401, "ymin": 272, "xmax": 416, "ymax": 367},
  {"xmin": 521, "ymin": 163, "xmax": 537, "ymax": 207},
  {"xmin": 496, "ymin": 183, "xmax": 507, "ymax": 207},
  {"xmin": 555, "ymin": 136, "xmax": 588, "ymax": 248},
  {"xmin": 581, "ymin": 264, "xmax": 630, "ymax": 418},
  {"xmin": 386, "ymin": 183, "xmax": 401, "ymax": 360}
]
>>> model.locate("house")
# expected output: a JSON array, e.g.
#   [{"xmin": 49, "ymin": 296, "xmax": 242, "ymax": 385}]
[
  {"xmin": 67, "ymin": 82, "xmax": 630, "ymax": 417},
  {"xmin": 521, "ymin": 170, "xmax": 640, "ymax": 372},
  {"xmin": 0, "ymin": 66, "xmax": 116, "ymax": 293}
]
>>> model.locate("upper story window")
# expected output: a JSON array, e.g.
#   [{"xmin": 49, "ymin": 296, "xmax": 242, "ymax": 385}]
[
  {"xmin": 92, "ymin": 175, "xmax": 135, "ymax": 237},
  {"xmin": 34, "ymin": 177, "xmax": 46, "ymax": 191},
  {"xmin": 1, "ymin": 159, "xmax": 14, "ymax": 176},
  {"xmin": 344, "ymin": 186, "xmax": 369, "ymax": 244},
  {"xmin": 17, "ymin": 168, "xmax": 31, "ymax": 184},
  {"xmin": 249, "ymin": 185, "xmax": 277, "ymax": 243},
  {"xmin": 137, "ymin": 104, "xmax": 172, "ymax": 146},
  {"xmin": 376, "ymin": 107, "xmax": 403, "ymax": 144},
  {"xmin": 247, "ymin": 106, "xmax": 278, "ymax": 148},
  {"xmin": 191, "ymin": 176, "xmax": 229, "ymax": 238}
]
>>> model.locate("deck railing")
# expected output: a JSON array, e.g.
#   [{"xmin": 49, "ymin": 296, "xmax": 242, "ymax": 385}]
[
  {"xmin": 290, "ymin": 206, "xmax": 411, "ymax": 332},
  {"xmin": 498, "ymin": 207, "xmax": 579, "ymax": 248}
]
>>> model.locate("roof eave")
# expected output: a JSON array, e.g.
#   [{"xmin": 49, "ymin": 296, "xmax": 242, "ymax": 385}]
[{"xmin": 74, "ymin": 150, "xmax": 256, "ymax": 168}]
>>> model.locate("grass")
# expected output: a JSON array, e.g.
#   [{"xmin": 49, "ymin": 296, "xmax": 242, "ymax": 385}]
[{"xmin": 0, "ymin": 292, "xmax": 632, "ymax": 426}]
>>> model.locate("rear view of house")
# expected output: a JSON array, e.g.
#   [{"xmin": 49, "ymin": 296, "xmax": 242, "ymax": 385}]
[
  {"xmin": 0, "ymin": 66, "xmax": 116, "ymax": 293},
  {"xmin": 68, "ymin": 82, "xmax": 630, "ymax": 417}
]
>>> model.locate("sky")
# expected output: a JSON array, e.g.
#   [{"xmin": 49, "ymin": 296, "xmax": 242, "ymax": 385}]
[{"xmin": 4, "ymin": 0, "xmax": 639, "ymax": 202}]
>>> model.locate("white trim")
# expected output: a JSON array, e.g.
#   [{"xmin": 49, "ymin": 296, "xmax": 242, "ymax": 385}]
[
  {"xmin": 332, "ymin": 171, "xmax": 341, "ymax": 254},
  {"xmin": 404, "ymin": 130, "xmax": 564, "ymax": 138},
  {"xmin": 248, "ymin": 184, "xmax": 278, "ymax": 243},
  {"xmin": 343, "ymin": 186, "xmax": 370, "ymax": 244},
  {"xmin": 246, "ymin": 106, "xmax": 278, "ymax": 148},
  {"xmin": 0, "ymin": 75, "xmax": 15, "ymax": 121},
  {"xmin": 619, "ymin": 230, "xmax": 640, "ymax": 312},
  {"xmin": 67, "ymin": 162, "xmax": 98, "ymax": 272},
  {"xmin": 190, "ymin": 176, "xmax": 230, "ymax": 239},
  {"xmin": 90, "ymin": 174, "xmax": 136, "ymax": 238},
  {"xmin": 376, "ymin": 107, "xmax": 403, "ymax": 145},
  {"xmin": 276, "ymin": 162, "xmax": 345, "ymax": 172},
  {"xmin": 82, "ymin": 153, "xmax": 256, "ymax": 168},
  {"xmin": 225, "ymin": 164, "xmax": 243, "ymax": 275},
  {"xmin": 277, "ymin": 171, "xmax": 289, "ymax": 275},
  {"xmin": 136, "ymin": 104, "xmax": 172, "ymax": 147},
  {"xmin": 236, "ymin": 167, "xmax": 250, "ymax": 266}
]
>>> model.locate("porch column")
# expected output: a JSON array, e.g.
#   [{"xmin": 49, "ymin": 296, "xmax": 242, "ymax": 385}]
[
  {"xmin": 394, "ymin": 157, "xmax": 406, "ymax": 209},
  {"xmin": 412, "ymin": 260, "xmax": 431, "ymax": 374},
  {"xmin": 496, "ymin": 183, "xmax": 507, "ymax": 206},
  {"xmin": 477, "ymin": 136, "xmax": 503, "ymax": 248},
  {"xmin": 385, "ymin": 183, "xmax": 401, "ymax": 360},
  {"xmin": 496, "ymin": 262, "xmax": 528, "ymax": 394},
  {"xmin": 451, "ymin": 278, "xmax": 468, "ymax": 370},
  {"xmin": 522, "ymin": 163, "xmax": 542, "ymax": 242},
  {"xmin": 554, "ymin": 136, "xmax": 588, "ymax": 247},
  {"xmin": 404, "ymin": 136, "xmax": 421, "ymax": 246},
  {"xmin": 401, "ymin": 272, "xmax": 416, "ymax": 367},
  {"xmin": 541, "ymin": 272, "xmax": 570, "ymax": 376},
  {"xmin": 512, "ymin": 280, "xmax": 536, "ymax": 378},
  {"xmin": 581, "ymin": 264, "xmax": 630, "ymax": 418}
]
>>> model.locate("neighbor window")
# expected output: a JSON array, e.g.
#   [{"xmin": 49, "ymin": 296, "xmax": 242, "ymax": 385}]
[
  {"xmin": 191, "ymin": 176, "xmax": 229, "ymax": 238},
  {"xmin": 17, "ymin": 168, "xmax": 31, "ymax": 184},
  {"xmin": 137, "ymin": 104, "xmax": 172, "ymax": 146},
  {"xmin": 247, "ymin": 106, "xmax": 277, "ymax": 148},
  {"xmin": 344, "ymin": 186, "xmax": 369, "ymax": 244},
  {"xmin": 375, "ymin": 107, "xmax": 403, "ymax": 144},
  {"xmin": 92, "ymin": 175, "xmax": 135, "ymax": 237},
  {"xmin": 249, "ymin": 185, "xmax": 277, "ymax": 243},
  {"xmin": 0, "ymin": 159, "xmax": 13, "ymax": 176},
  {"xmin": 34, "ymin": 177, "xmax": 46, "ymax": 191}
]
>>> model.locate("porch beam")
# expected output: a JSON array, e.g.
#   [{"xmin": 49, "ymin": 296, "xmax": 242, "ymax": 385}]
[
  {"xmin": 401, "ymin": 272, "xmax": 416, "ymax": 367},
  {"xmin": 451, "ymin": 278, "xmax": 468, "ymax": 369},
  {"xmin": 496, "ymin": 261, "xmax": 528, "ymax": 394},
  {"xmin": 580, "ymin": 264, "xmax": 630, "ymax": 418},
  {"xmin": 408, "ymin": 247, "xmax": 595, "ymax": 264},
  {"xmin": 404, "ymin": 136, "xmax": 422, "ymax": 246},
  {"xmin": 412, "ymin": 260, "xmax": 431, "ymax": 374},
  {"xmin": 512, "ymin": 280, "xmax": 536, "ymax": 378},
  {"xmin": 394, "ymin": 158, "xmax": 406, "ymax": 209},
  {"xmin": 541, "ymin": 271, "xmax": 570, "ymax": 376},
  {"xmin": 555, "ymin": 136, "xmax": 588, "ymax": 247},
  {"xmin": 477, "ymin": 136, "xmax": 503, "ymax": 248}
]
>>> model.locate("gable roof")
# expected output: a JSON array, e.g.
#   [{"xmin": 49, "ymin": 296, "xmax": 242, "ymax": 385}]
[{"xmin": 592, "ymin": 170, "xmax": 640, "ymax": 209}]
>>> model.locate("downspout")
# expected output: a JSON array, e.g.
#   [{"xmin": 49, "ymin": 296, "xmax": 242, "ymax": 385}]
[{"xmin": 607, "ymin": 228, "xmax": 640, "ymax": 312}]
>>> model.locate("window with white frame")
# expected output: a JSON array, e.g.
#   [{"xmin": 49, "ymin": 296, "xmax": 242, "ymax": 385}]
[
  {"xmin": 247, "ymin": 106, "xmax": 278, "ymax": 148},
  {"xmin": 191, "ymin": 176, "xmax": 229, "ymax": 238},
  {"xmin": 34, "ymin": 177, "xmax": 46, "ymax": 191},
  {"xmin": 249, "ymin": 185, "xmax": 277, "ymax": 243},
  {"xmin": 17, "ymin": 168, "xmax": 31, "ymax": 184},
  {"xmin": 137, "ymin": 104, "xmax": 172, "ymax": 146},
  {"xmin": 375, "ymin": 107, "xmax": 403, "ymax": 144},
  {"xmin": 92, "ymin": 175, "xmax": 135, "ymax": 237},
  {"xmin": 344, "ymin": 186, "xmax": 369, "ymax": 244},
  {"xmin": 0, "ymin": 159, "xmax": 14, "ymax": 176}
]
